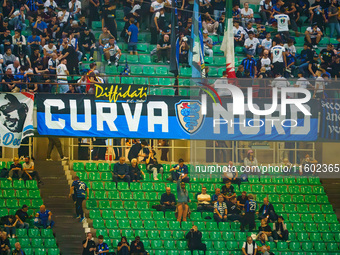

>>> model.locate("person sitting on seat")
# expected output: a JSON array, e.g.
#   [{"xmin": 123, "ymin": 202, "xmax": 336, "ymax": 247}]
[
  {"xmin": 211, "ymin": 188, "xmax": 221, "ymax": 204},
  {"xmin": 130, "ymin": 236, "xmax": 147, "ymax": 255},
  {"xmin": 223, "ymin": 161, "xmax": 242, "ymax": 188},
  {"xmin": 129, "ymin": 158, "xmax": 144, "ymax": 183},
  {"xmin": 0, "ymin": 231, "xmax": 11, "ymax": 255},
  {"xmin": 257, "ymin": 232, "xmax": 274, "ymax": 255},
  {"xmin": 197, "ymin": 187, "xmax": 214, "ymax": 212},
  {"xmin": 170, "ymin": 158, "xmax": 189, "ymax": 183},
  {"xmin": 22, "ymin": 157, "xmax": 43, "ymax": 184},
  {"xmin": 7, "ymin": 158, "xmax": 23, "ymax": 181},
  {"xmin": 226, "ymin": 197, "xmax": 242, "ymax": 222},
  {"xmin": 146, "ymin": 150, "xmax": 163, "ymax": 181},
  {"xmin": 258, "ymin": 218, "xmax": 274, "ymax": 242},
  {"xmin": 221, "ymin": 180, "xmax": 236, "ymax": 201},
  {"xmin": 160, "ymin": 187, "xmax": 176, "ymax": 211},
  {"xmin": 117, "ymin": 236, "xmax": 130, "ymax": 255},
  {"xmin": 186, "ymin": 225, "xmax": 206, "ymax": 255},
  {"xmin": 11, "ymin": 242, "xmax": 25, "ymax": 255},
  {"xmin": 112, "ymin": 157, "xmax": 131, "ymax": 185},
  {"xmin": 258, "ymin": 198, "xmax": 278, "ymax": 222},
  {"xmin": 34, "ymin": 205, "xmax": 54, "ymax": 229},
  {"xmin": 213, "ymin": 194, "xmax": 228, "ymax": 223},
  {"xmin": 176, "ymin": 180, "xmax": 190, "ymax": 222},
  {"xmin": 241, "ymin": 236, "xmax": 257, "ymax": 255},
  {"xmin": 237, "ymin": 191, "xmax": 248, "ymax": 210},
  {"xmin": 272, "ymin": 216, "xmax": 289, "ymax": 242}
]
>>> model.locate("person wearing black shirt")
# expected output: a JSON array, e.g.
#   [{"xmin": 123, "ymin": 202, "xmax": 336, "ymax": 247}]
[
  {"xmin": 160, "ymin": 187, "xmax": 176, "ymax": 211},
  {"xmin": 309, "ymin": 0, "xmax": 327, "ymax": 31},
  {"xmin": 82, "ymin": 232, "xmax": 96, "ymax": 255},
  {"xmin": 258, "ymin": 198, "xmax": 277, "ymax": 222},
  {"xmin": 319, "ymin": 44, "xmax": 335, "ymax": 67},
  {"xmin": 186, "ymin": 226, "xmax": 206, "ymax": 255},
  {"xmin": 128, "ymin": 141, "xmax": 148, "ymax": 162},
  {"xmin": 226, "ymin": 197, "xmax": 242, "ymax": 222},
  {"xmin": 308, "ymin": 54, "xmax": 320, "ymax": 78},
  {"xmin": 130, "ymin": 236, "xmax": 147, "ymax": 255},
  {"xmin": 60, "ymin": 41, "xmax": 79, "ymax": 75},
  {"xmin": 146, "ymin": 150, "xmax": 163, "ymax": 181},
  {"xmin": 15, "ymin": 205, "xmax": 29, "ymax": 229},
  {"xmin": 100, "ymin": 0, "xmax": 117, "ymax": 38},
  {"xmin": 79, "ymin": 27, "xmax": 96, "ymax": 61},
  {"xmin": 298, "ymin": 43, "xmax": 314, "ymax": 76},
  {"xmin": 0, "ymin": 30, "xmax": 13, "ymax": 54},
  {"xmin": 8, "ymin": 158, "xmax": 23, "ymax": 181},
  {"xmin": 113, "ymin": 157, "xmax": 130, "ymax": 184},
  {"xmin": 237, "ymin": 191, "xmax": 248, "ymax": 210},
  {"xmin": 332, "ymin": 56, "xmax": 340, "ymax": 78},
  {"xmin": 117, "ymin": 236, "xmax": 130, "ymax": 255},
  {"xmin": 11, "ymin": 242, "xmax": 25, "ymax": 255},
  {"xmin": 156, "ymin": 34, "xmax": 171, "ymax": 63},
  {"xmin": 0, "ymin": 231, "xmax": 10, "ymax": 255},
  {"xmin": 258, "ymin": 218, "xmax": 274, "ymax": 242},
  {"xmin": 272, "ymin": 216, "xmax": 289, "ymax": 242},
  {"xmin": 221, "ymin": 180, "xmax": 236, "ymax": 201}
]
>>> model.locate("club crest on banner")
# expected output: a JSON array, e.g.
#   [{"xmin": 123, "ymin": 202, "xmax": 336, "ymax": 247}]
[{"xmin": 175, "ymin": 100, "xmax": 204, "ymax": 134}]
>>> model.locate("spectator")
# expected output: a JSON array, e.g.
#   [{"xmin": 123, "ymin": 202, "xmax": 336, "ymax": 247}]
[
  {"xmin": 46, "ymin": 138, "xmax": 67, "ymax": 161},
  {"xmin": 241, "ymin": 194, "xmax": 257, "ymax": 232},
  {"xmin": 211, "ymin": 188, "xmax": 221, "ymax": 204},
  {"xmin": 3, "ymin": 48, "xmax": 17, "ymax": 67},
  {"xmin": 237, "ymin": 191, "xmax": 248, "ymax": 210},
  {"xmin": 236, "ymin": 64, "xmax": 244, "ymax": 78},
  {"xmin": 233, "ymin": 21, "xmax": 245, "ymax": 46},
  {"xmin": 68, "ymin": 0, "xmax": 81, "ymax": 20},
  {"xmin": 60, "ymin": 41, "xmax": 79, "ymax": 74},
  {"xmin": 57, "ymin": 5, "xmax": 70, "ymax": 29},
  {"xmin": 261, "ymin": 33, "xmax": 272, "ymax": 51},
  {"xmin": 103, "ymin": 37, "xmax": 122, "ymax": 66},
  {"xmin": 319, "ymin": 44, "xmax": 334, "ymax": 67},
  {"xmin": 305, "ymin": 23, "xmax": 322, "ymax": 48},
  {"xmin": 170, "ymin": 158, "xmax": 189, "ymax": 183},
  {"xmin": 126, "ymin": 17, "xmax": 139, "ymax": 55},
  {"xmin": 223, "ymin": 161, "xmax": 241, "ymax": 187},
  {"xmin": 88, "ymin": 0, "xmax": 100, "ymax": 28},
  {"xmin": 259, "ymin": 0, "xmax": 272, "ymax": 25},
  {"xmin": 27, "ymin": 30, "xmax": 42, "ymax": 56},
  {"xmin": 156, "ymin": 34, "xmax": 171, "ymax": 63},
  {"xmin": 197, "ymin": 187, "xmax": 213, "ymax": 212},
  {"xmin": 56, "ymin": 58, "xmax": 69, "ymax": 93},
  {"xmin": 96, "ymin": 235, "xmax": 109, "ymax": 255},
  {"xmin": 243, "ymin": 31, "xmax": 260, "ymax": 56},
  {"xmin": 12, "ymin": 29, "xmax": 26, "ymax": 56},
  {"xmin": 244, "ymin": 22, "xmax": 257, "ymax": 39},
  {"xmin": 274, "ymin": 12, "xmax": 290, "ymax": 42},
  {"xmin": 186, "ymin": 225, "xmax": 206, "ymax": 255},
  {"xmin": 98, "ymin": 27, "xmax": 114, "ymax": 60},
  {"xmin": 6, "ymin": 60, "xmax": 20, "ymax": 75},
  {"xmin": 258, "ymin": 198, "xmax": 278, "ymax": 222},
  {"xmin": 117, "ymin": 236, "xmax": 130, "ymax": 255},
  {"xmin": 271, "ymin": 73, "xmax": 290, "ymax": 92},
  {"xmin": 298, "ymin": 43, "xmax": 314, "ymax": 76},
  {"xmin": 202, "ymin": 30, "xmax": 213, "ymax": 57},
  {"xmin": 100, "ymin": 0, "xmax": 117, "ymax": 39},
  {"xmin": 221, "ymin": 179, "xmax": 236, "ymax": 201},
  {"xmin": 32, "ymin": 15, "xmax": 47, "ymax": 45},
  {"xmin": 176, "ymin": 180, "xmax": 190, "ymax": 222},
  {"xmin": 9, "ymin": 5, "xmax": 26, "ymax": 31},
  {"xmin": 0, "ymin": 30, "xmax": 13, "ymax": 55},
  {"xmin": 258, "ymin": 218, "xmax": 274, "ymax": 242},
  {"xmin": 308, "ymin": 53, "xmax": 321, "ymax": 78},
  {"xmin": 294, "ymin": 72, "xmax": 312, "ymax": 97},
  {"xmin": 241, "ymin": 54, "xmax": 257, "ymax": 78},
  {"xmin": 4, "ymin": 215, "xmax": 18, "ymax": 239},
  {"xmin": 130, "ymin": 236, "xmax": 147, "ymax": 255},
  {"xmin": 113, "ymin": 157, "xmax": 131, "ymax": 184},
  {"xmin": 11, "ymin": 242, "xmax": 25, "ymax": 255},
  {"xmin": 79, "ymin": 27, "xmax": 96, "ymax": 62},
  {"xmin": 7, "ymin": 157, "xmax": 23, "ymax": 181},
  {"xmin": 300, "ymin": 153, "xmax": 318, "ymax": 174},
  {"xmin": 272, "ymin": 216, "xmax": 289, "ymax": 242},
  {"xmin": 259, "ymin": 49, "xmax": 271, "ymax": 75},
  {"xmin": 70, "ymin": 176, "xmax": 89, "ymax": 222},
  {"xmin": 257, "ymin": 232, "xmax": 274, "ymax": 255},
  {"xmin": 213, "ymin": 194, "xmax": 227, "ymax": 223},
  {"xmin": 42, "ymin": 40, "xmax": 56, "ymax": 67},
  {"xmin": 179, "ymin": 38, "xmax": 190, "ymax": 66},
  {"xmin": 34, "ymin": 205, "xmax": 54, "ymax": 229},
  {"xmin": 328, "ymin": 0, "xmax": 340, "ymax": 38},
  {"xmin": 202, "ymin": 13, "xmax": 219, "ymax": 35},
  {"xmin": 0, "ymin": 231, "xmax": 11, "ymax": 255},
  {"xmin": 226, "ymin": 196, "xmax": 242, "ymax": 222},
  {"xmin": 82, "ymin": 232, "xmax": 96, "ymax": 255},
  {"xmin": 128, "ymin": 140, "xmax": 148, "ymax": 162},
  {"xmin": 129, "ymin": 158, "xmax": 144, "ymax": 182},
  {"xmin": 309, "ymin": 0, "xmax": 327, "ymax": 32},
  {"xmin": 160, "ymin": 187, "xmax": 176, "ymax": 211},
  {"xmin": 271, "ymin": 41, "xmax": 286, "ymax": 75},
  {"xmin": 146, "ymin": 150, "xmax": 163, "ymax": 181},
  {"xmin": 22, "ymin": 156, "xmax": 42, "ymax": 184},
  {"xmin": 66, "ymin": 84, "xmax": 80, "ymax": 93},
  {"xmin": 233, "ymin": 5, "xmax": 241, "ymax": 23},
  {"xmin": 241, "ymin": 2, "xmax": 255, "ymax": 27},
  {"xmin": 15, "ymin": 205, "xmax": 29, "ymax": 229}
]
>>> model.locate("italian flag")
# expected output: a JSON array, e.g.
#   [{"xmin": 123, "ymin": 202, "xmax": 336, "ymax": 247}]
[{"xmin": 220, "ymin": 0, "xmax": 236, "ymax": 78}]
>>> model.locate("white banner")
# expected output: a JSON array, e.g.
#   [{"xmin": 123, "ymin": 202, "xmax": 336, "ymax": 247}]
[{"xmin": 0, "ymin": 93, "xmax": 34, "ymax": 148}]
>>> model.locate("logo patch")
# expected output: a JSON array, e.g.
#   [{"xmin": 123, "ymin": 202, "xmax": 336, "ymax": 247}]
[{"xmin": 176, "ymin": 100, "xmax": 204, "ymax": 134}]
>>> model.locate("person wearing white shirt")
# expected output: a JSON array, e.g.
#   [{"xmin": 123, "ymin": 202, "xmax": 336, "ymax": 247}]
[
  {"xmin": 270, "ymin": 43, "xmax": 286, "ymax": 75},
  {"xmin": 243, "ymin": 31, "xmax": 260, "ymax": 56},
  {"xmin": 233, "ymin": 21, "xmax": 246, "ymax": 46},
  {"xmin": 271, "ymin": 73, "xmax": 290, "ymax": 96},
  {"xmin": 241, "ymin": 2, "xmax": 255, "ymax": 27},
  {"xmin": 57, "ymin": 58, "xmax": 69, "ymax": 93},
  {"xmin": 294, "ymin": 72, "xmax": 312, "ymax": 98},
  {"xmin": 260, "ymin": 50, "xmax": 271, "ymax": 71},
  {"xmin": 259, "ymin": 0, "xmax": 272, "ymax": 24},
  {"xmin": 44, "ymin": 0, "xmax": 58, "ymax": 12},
  {"xmin": 261, "ymin": 33, "xmax": 272, "ymax": 50},
  {"xmin": 242, "ymin": 236, "xmax": 257, "ymax": 255},
  {"xmin": 197, "ymin": 187, "xmax": 213, "ymax": 212},
  {"xmin": 68, "ymin": 0, "xmax": 82, "ymax": 20},
  {"xmin": 58, "ymin": 7, "xmax": 70, "ymax": 28},
  {"xmin": 313, "ymin": 70, "xmax": 327, "ymax": 99},
  {"xmin": 275, "ymin": 13, "xmax": 290, "ymax": 41},
  {"xmin": 283, "ymin": 38, "xmax": 296, "ymax": 56},
  {"xmin": 9, "ymin": 6, "xmax": 27, "ymax": 31},
  {"xmin": 305, "ymin": 24, "xmax": 323, "ymax": 48}
]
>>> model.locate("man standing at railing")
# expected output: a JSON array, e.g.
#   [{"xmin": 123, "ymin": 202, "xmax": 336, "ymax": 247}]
[{"xmin": 56, "ymin": 58, "xmax": 69, "ymax": 93}]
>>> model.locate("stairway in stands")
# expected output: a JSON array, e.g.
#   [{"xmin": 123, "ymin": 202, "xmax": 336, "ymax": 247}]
[
  {"xmin": 322, "ymin": 178, "xmax": 340, "ymax": 219},
  {"xmin": 37, "ymin": 160, "xmax": 84, "ymax": 255}
]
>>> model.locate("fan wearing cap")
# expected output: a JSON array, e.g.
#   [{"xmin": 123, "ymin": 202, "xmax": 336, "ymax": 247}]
[
  {"xmin": 203, "ymin": 30, "xmax": 213, "ymax": 57},
  {"xmin": 305, "ymin": 23, "xmax": 323, "ymax": 48},
  {"xmin": 79, "ymin": 27, "xmax": 96, "ymax": 62}
]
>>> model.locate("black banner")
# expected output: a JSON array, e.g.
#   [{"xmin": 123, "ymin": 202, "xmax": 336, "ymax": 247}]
[{"xmin": 94, "ymin": 83, "xmax": 148, "ymax": 102}]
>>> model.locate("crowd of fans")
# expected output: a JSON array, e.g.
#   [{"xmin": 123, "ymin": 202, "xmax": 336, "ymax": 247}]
[{"xmin": 0, "ymin": 0, "xmax": 339, "ymax": 95}]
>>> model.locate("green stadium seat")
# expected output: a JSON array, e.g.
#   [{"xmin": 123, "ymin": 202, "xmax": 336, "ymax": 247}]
[
  {"xmin": 310, "ymin": 232, "xmax": 322, "ymax": 242},
  {"xmin": 133, "ymin": 192, "xmax": 145, "ymax": 200},
  {"xmin": 308, "ymin": 177, "xmax": 321, "ymax": 185},
  {"xmin": 288, "ymin": 213, "xmax": 300, "ymax": 223},
  {"xmin": 300, "ymin": 185, "xmax": 312, "ymax": 194},
  {"xmin": 151, "ymin": 240, "xmax": 163, "ymax": 249},
  {"xmin": 313, "ymin": 214, "xmax": 326, "ymax": 223},
  {"xmin": 296, "ymin": 204, "xmax": 309, "ymax": 213},
  {"xmin": 165, "ymin": 211, "xmax": 176, "ymax": 221},
  {"xmin": 156, "ymin": 221, "xmax": 169, "ymax": 230},
  {"xmin": 264, "ymin": 185, "xmax": 275, "ymax": 193},
  {"xmin": 317, "ymin": 195, "xmax": 329, "ymax": 204},
  {"xmin": 304, "ymin": 195, "xmax": 317, "ymax": 204},
  {"xmin": 142, "ymin": 183, "xmax": 154, "ymax": 191},
  {"xmin": 143, "ymin": 66, "xmax": 155, "ymax": 75},
  {"xmin": 29, "ymin": 229, "xmax": 40, "ymax": 238},
  {"xmin": 99, "ymin": 200, "xmax": 111, "ymax": 209},
  {"xmin": 172, "ymin": 230, "xmax": 185, "ymax": 240},
  {"xmin": 322, "ymin": 232, "xmax": 334, "ymax": 242},
  {"xmin": 92, "ymin": 182, "xmax": 104, "ymax": 190},
  {"xmin": 108, "ymin": 229, "xmax": 120, "ymax": 238},
  {"xmin": 313, "ymin": 186, "xmax": 325, "ymax": 195},
  {"xmin": 296, "ymin": 176, "xmax": 308, "ymax": 185},
  {"xmin": 206, "ymin": 222, "xmax": 218, "ymax": 231},
  {"xmin": 308, "ymin": 204, "xmax": 321, "ymax": 213},
  {"xmin": 98, "ymin": 163, "xmax": 110, "ymax": 172},
  {"xmin": 179, "ymin": 67, "xmax": 192, "ymax": 77},
  {"xmin": 13, "ymin": 180, "xmax": 25, "ymax": 189},
  {"xmin": 148, "ymin": 230, "xmax": 160, "ymax": 239},
  {"xmin": 86, "ymin": 200, "xmax": 97, "ymax": 209},
  {"xmin": 318, "ymin": 223, "xmax": 330, "ymax": 233},
  {"xmin": 118, "ymin": 220, "xmax": 130, "ymax": 229},
  {"xmin": 44, "ymin": 238, "xmax": 57, "ymax": 248},
  {"xmin": 164, "ymin": 240, "xmax": 176, "ymax": 250},
  {"xmin": 114, "ymin": 210, "xmax": 126, "ymax": 220},
  {"xmin": 176, "ymin": 240, "xmax": 188, "ymax": 250},
  {"xmin": 153, "ymin": 211, "xmax": 165, "ymax": 221},
  {"xmin": 34, "ymin": 248, "xmax": 46, "ymax": 255},
  {"xmin": 300, "ymin": 213, "xmax": 313, "ymax": 223},
  {"xmin": 181, "ymin": 221, "xmax": 193, "ymax": 231},
  {"xmin": 117, "ymin": 182, "xmax": 129, "ymax": 191},
  {"xmin": 226, "ymin": 241, "xmax": 238, "ymax": 250},
  {"xmin": 144, "ymin": 220, "xmax": 156, "ymax": 230},
  {"xmin": 136, "ymin": 201, "xmax": 149, "ymax": 210},
  {"xmin": 48, "ymin": 248, "xmax": 60, "ymax": 255},
  {"xmin": 276, "ymin": 185, "xmax": 287, "ymax": 194},
  {"xmin": 288, "ymin": 185, "xmax": 300, "ymax": 194},
  {"xmin": 159, "ymin": 230, "xmax": 172, "ymax": 240},
  {"xmin": 1, "ymin": 180, "xmax": 12, "ymax": 189},
  {"xmin": 292, "ymin": 223, "xmax": 305, "ymax": 232},
  {"xmin": 230, "ymin": 222, "xmax": 241, "ymax": 231},
  {"xmin": 314, "ymin": 242, "xmax": 326, "ymax": 252},
  {"xmin": 156, "ymin": 67, "xmax": 168, "ymax": 76},
  {"xmin": 121, "ymin": 76, "xmax": 135, "ymax": 85},
  {"xmin": 122, "ymin": 229, "xmax": 134, "ymax": 239},
  {"xmin": 120, "ymin": 192, "xmax": 134, "ymax": 200},
  {"xmin": 105, "ymin": 182, "xmax": 116, "ymax": 191},
  {"xmin": 327, "ymin": 242, "xmax": 339, "ymax": 251},
  {"xmin": 130, "ymin": 66, "xmax": 143, "ymax": 76},
  {"xmin": 101, "ymin": 210, "xmax": 113, "ymax": 220},
  {"xmin": 93, "ymin": 219, "xmax": 105, "ymax": 229},
  {"xmin": 31, "ymin": 238, "xmax": 43, "ymax": 248},
  {"xmin": 6, "ymin": 199, "xmax": 18, "ymax": 208},
  {"xmin": 145, "ymin": 192, "xmax": 158, "ymax": 201},
  {"xmin": 326, "ymin": 214, "xmax": 338, "ymax": 223}
]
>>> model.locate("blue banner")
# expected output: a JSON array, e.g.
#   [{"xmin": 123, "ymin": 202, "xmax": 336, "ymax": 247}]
[
  {"xmin": 36, "ymin": 94, "xmax": 318, "ymax": 141},
  {"xmin": 320, "ymin": 99, "xmax": 340, "ymax": 140}
]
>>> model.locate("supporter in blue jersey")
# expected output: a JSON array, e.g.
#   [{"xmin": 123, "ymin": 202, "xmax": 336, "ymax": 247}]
[
  {"xmin": 96, "ymin": 235, "xmax": 109, "ymax": 255},
  {"xmin": 240, "ymin": 194, "xmax": 257, "ymax": 232},
  {"xmin": 70, "ymin": 176, "xmax": 89, "ymax": 222},
  {"xmin": 34, "ymin": 205, "xmax": 54, "ymax": 229}
]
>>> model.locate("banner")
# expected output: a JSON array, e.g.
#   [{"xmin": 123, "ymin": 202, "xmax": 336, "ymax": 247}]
[
  {"xmin": 36, "ymin": 93, "xmax": 318, "ymax": 141},
  {"xmin": 0, "ymin": 93, "xmax": 34, "ymax": 148},
  {"xmin": 320, "ymin": 99, "xmax": 340, "ymax": 140},
  {"xmin": 94, "ymin": 83, "xmax": 148, "ymax": 102}
]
